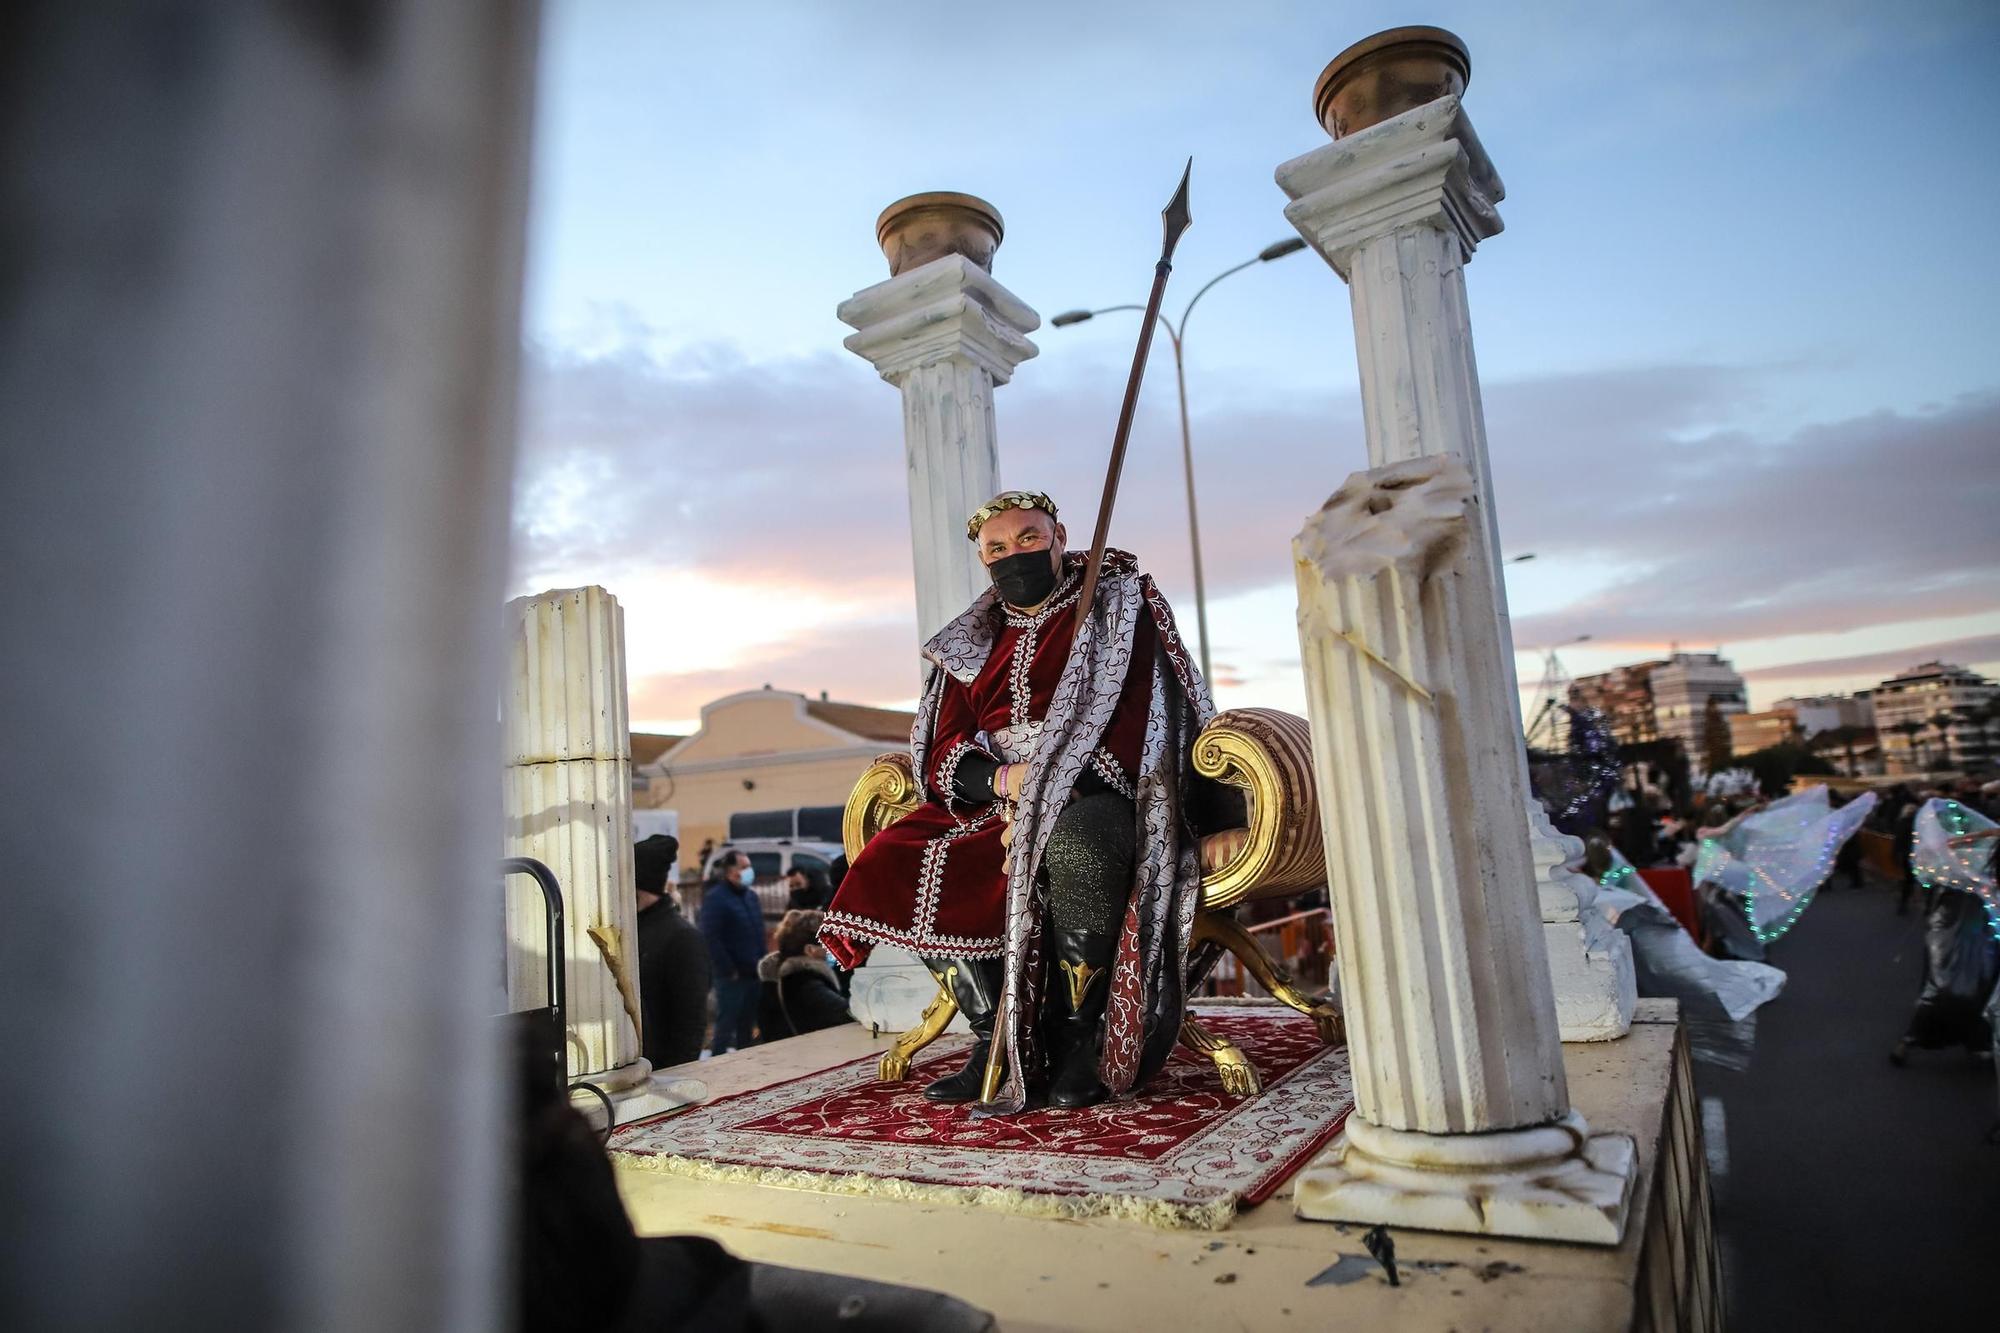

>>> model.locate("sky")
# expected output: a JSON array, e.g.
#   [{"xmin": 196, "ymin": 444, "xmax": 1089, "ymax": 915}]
[{"xmin": 512, "ymin": 0, "xmax": 2000, "ymax": 734}]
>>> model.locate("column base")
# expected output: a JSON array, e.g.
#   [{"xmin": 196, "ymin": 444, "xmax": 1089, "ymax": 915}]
[
  {"xmin": 573, "ymin": 1056, "xmax": 653, "ymax": 1097},
  {"xmin": 1294, "ymin": 1110, "xmax": 1636, "ymax": 1245},
  {"xmin": 569, "ymin": 1057, "xmax": 713, "ymax": 1130}
]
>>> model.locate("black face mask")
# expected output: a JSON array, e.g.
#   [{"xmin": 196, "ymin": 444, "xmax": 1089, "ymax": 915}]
[{"xmin": 989, "ymin": 547, "xmax": 1061, "ymax": 608}]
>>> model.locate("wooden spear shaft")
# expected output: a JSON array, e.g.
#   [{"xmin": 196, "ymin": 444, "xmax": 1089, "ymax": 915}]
[
  {"xmin": 979, "ymin": 160, "xmax": 1193, "ymax": 1108},
  {"xmin": 1067, "ymin": 158, "xmax": 1194, "ymax": 658}
]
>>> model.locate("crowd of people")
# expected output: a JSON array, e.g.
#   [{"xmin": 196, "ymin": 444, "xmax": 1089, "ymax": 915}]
[
  {"xmin": 1565, "ymin": 769, "xmax": 1999, "ymax": 1100},
  {"xmin": 631, "ymin": 834, "xmax": 857, "ymax": 1069}
]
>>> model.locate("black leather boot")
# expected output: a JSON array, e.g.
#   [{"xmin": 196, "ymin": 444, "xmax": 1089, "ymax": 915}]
[
  {"xmin": 918, "ymin": 957, "xmax": 1002, "ymax": 1103},
  {"xmin": 1046, "ymin": 930, "xmax": 1116, "ymax": 1108}
]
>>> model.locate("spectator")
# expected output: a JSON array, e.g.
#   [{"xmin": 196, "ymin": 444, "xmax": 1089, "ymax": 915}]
[
  {"xmin": 756, "ymin": 910, "xmax": 855, "ymax": 1041},
  {"xmin": 784, "ymin": 863, "xmax": 830, "ymax": 910},
  {"xmin": 634, "ymin": 834, "xmax": 710, "ymax": 1071},
  {"xmin": 698, "ymin": 849, "xmax": 764, "ymax": 1055}
]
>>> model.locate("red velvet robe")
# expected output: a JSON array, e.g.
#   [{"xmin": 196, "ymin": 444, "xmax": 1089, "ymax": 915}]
[{"xmin": 821, "ymin": 571, "xmax": 1156, "ymax": 967}]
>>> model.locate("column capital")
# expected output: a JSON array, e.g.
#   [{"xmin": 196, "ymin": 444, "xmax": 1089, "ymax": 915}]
[
  {"xmin": 1276, "ymin": 94, "xmax": 1504, "ymax": 279},
  {"xmin": 838, "ymin": 254, "xmax": 1040, "ymax": 385}
]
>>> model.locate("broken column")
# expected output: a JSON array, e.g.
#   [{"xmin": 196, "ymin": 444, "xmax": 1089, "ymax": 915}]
[
  {"xmin": 504, "ymin": 585, "xmax": 650, "ymax": 1099},
  {"xmin": 1290, "ymin": 457, "xmax": 1635, "ymax": 1243},
  {"xmin": 1276, "ymin": 26, "xmax": 1633, "ymax": 1042},
  {"xmin": 1279, "ymin": 29, "xmax": 1636, "ymax": 1242},
  {"xmin": 837, "ymin": 193, "xmax": 1039, "ymax": 1032}
]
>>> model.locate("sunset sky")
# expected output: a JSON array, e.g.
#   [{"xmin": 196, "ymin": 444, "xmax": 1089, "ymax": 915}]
[{"xmin": 511, "ymin": 0, "xmax": 2000, "ymax": 734}]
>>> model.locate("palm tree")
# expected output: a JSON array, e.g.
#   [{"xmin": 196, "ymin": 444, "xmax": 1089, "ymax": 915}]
[
  {"xmin": 1889, "ymin": 719, "xmax": 1925, "ymax": 774},
  {"xmin": 1701, "ymin": 698, "xmax": 1733, "ymax": 776},
  {"xmin": 1928, "ymin": 711, "xmax": 1957, "ymax": 773}
]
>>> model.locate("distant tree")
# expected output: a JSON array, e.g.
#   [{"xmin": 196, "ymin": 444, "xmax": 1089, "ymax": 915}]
[
  {"xmin": 1808, "ymin": 724, "xmax": 1872, "ymax": 777},
  {"xmin": 1701, "ymin": 698, "xmax": 1733, "ymax": 775},
  {"xmin": 1740, "ymin": 742, "xmax": 1836, "ymax": 796},
  {"xmin": 1928, "ymin": 711, "xmax": 1957, "ymax": 772},
  {"xmin": 1890, "ymin": 719, "xmax": 1925, "ymax": 773}
]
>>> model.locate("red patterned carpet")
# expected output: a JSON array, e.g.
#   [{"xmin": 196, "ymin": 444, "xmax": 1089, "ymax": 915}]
[{"xmin": 611, "ymin": 1004, "xmax": 1352, "ymax": 1228}]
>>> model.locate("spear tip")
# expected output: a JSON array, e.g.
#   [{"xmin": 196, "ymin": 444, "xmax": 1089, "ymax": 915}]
[{"xmin": 1161, "ymin": 157, "xmax": 1192, "ymax": 257}]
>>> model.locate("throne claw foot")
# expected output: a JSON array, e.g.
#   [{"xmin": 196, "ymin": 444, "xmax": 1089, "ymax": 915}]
[
  {"xmin": 1180, "ymin": 1017, "xmax": 1263, "ymax": 1097},
  {"xmin": 877, "ymin": 981, "xmax": 959, "ymax": 1083},
  {"xmin": 1307, "ymin": 1000, "xmax": 1345, "ymax": 1047}
]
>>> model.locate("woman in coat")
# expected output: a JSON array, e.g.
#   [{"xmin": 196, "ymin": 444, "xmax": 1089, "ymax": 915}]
[{"xmin": 756, "ymin": 910, "xmax": 854, "ymax": 1041}]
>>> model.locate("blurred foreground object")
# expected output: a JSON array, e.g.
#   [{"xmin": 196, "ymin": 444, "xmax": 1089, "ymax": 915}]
[{"xmin": 1, "ymin": 3, "xmax": 539, "ymax": 1328}]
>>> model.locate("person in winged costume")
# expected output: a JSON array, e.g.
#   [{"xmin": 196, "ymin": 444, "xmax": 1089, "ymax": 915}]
[{"xmin": 820, "ymin": 491, "xmax": 1239, "ymax": 1112}]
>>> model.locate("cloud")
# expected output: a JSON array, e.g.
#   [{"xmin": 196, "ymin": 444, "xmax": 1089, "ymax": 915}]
[
  {"xmin": 627, "ymin": 616, "xmax": 923, "ymax": 727},
  {"xmin": 1491, "ymin": 385, "xmax": 2000, "ymax": 647},
  {"xmin": 512, "ymin": 335, "xmax": 2000, "ymax": 717},
  {"xmin": 1738, "ymin": 634, "xmax": 2000, "ymax": 684}
]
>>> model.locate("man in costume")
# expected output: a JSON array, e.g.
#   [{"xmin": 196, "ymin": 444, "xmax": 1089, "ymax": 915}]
[{"xmin": 821, "ymin": 491, "xmax": 1233, "ymax": 1112}]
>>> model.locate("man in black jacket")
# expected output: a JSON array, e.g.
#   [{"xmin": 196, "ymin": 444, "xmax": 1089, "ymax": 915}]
[{"xmin": 634, "ymin": 835, "xmax": 710, "ymax": 1071}]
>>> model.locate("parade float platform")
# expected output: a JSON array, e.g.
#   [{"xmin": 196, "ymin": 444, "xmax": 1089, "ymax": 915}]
[{"xmin": 614, "ymin": 999, "xmax": 1714, "ymax": 1332}]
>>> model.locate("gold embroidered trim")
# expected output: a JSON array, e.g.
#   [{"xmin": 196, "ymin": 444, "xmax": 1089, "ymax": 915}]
[{"xmin": 965, "ymin": 490, "xmax": 1058, "ymax": 540}]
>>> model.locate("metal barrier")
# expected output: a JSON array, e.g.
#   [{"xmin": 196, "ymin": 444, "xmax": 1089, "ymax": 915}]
[{"xmin": 500, "ymin": 856, "xmax": 614, "ymax": 1136}]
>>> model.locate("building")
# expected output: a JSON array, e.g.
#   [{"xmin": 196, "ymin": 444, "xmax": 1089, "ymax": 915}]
[
  {"xmin": 635, "ymin": 687, "xmax": 915, "ymax": 874},
  {"xmin": 1567, "ymin": 659, "xmax": 1668, "ymax": 745},
  {"xmin": 1727, "ymin": 708, "xmax": 1799, "ymax": 755},
  {"xmin": 1650, "ymin": 652, "xmax": 1747, "ymax": 768},
  {"xmin": 1770, "ymin": 692, "xmax": 1874, "ymax": 737},
  {"xmin": 1872, "ymin": 661, "xmax": 1997, "ymax": 774}
]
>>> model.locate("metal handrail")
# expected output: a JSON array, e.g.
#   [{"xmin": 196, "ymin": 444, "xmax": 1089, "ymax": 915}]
[{"xmin": 501, "ymin": 855, "xmax": 566, "ymax": 1030}]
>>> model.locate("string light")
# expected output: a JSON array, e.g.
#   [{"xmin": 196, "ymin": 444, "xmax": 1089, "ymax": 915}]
[
  {"xmin": 1911, "ymin": 799, "xmax": 2000, "ymax": 941},
  {"xmin": 1532, "ymin": 705, "xmax": 1623, "ymax": 835},
  {"xmin": 1692, "ymin": 787, "xmax": 1879, "ymax": 943}
]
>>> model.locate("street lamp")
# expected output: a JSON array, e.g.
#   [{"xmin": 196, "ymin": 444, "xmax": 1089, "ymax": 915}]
[{"xmin": 1049, "ymin": 235, "xmax": 1308, "ymax": 684}]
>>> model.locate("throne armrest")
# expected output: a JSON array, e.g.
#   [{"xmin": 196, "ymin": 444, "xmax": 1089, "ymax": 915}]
[
  {"xmin": 1194, "ymin": 708, "xmax": 1327, "ymax": 909},
  {"xmin": 842, "ymin": 751, "xmax": 922, "ymax": 862}
]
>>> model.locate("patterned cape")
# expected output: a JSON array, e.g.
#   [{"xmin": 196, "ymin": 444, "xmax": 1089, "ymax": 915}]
[{"xmin": 913, "ymin": 550, "xmax": 1214, "ymax": 1113}]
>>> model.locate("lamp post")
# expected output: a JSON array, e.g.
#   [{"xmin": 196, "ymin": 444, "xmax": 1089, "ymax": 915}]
[{"xmin": 1050, "ymin": 236, "xmax": 1307, "ymax": 685}]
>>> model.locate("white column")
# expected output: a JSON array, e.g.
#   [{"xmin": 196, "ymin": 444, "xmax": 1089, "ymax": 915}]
[
  {"xmin": 1290, "ymin": 458, "xmax": 1635, "ymax": 1244},
  {"xmin": 1278, "ymin": 91, "xmax": 1634, "ymax": 1041},
  {"xmin": 504, "ymin": 586, "xmax": 651, "ymax": 1098},
  {"xmin": 837, "ymin": 220, "xmax": 1038, "ymax": 1033},
  {"xmin": 839, "ymin": 254, "xmax": 1039, "ymax": 642}
]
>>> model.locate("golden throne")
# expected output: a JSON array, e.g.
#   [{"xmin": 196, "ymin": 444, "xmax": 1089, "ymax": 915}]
[{"xmin": 842, "ymin": 707, "xmax": 1343, "ymax": 1097}]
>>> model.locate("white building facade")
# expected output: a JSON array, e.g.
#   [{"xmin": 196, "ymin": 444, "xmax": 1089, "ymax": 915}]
[
  {"xmin": 1650, "ymin": 652, "xmax": 1748, "ymax": 768},
  {"xmin": 1771, "ymin": 692, "xmax": 1875, "ymax": 737},
  {"xmin": 1873, "ymin": 663, "xmax": 1996, "ymax": 774}
]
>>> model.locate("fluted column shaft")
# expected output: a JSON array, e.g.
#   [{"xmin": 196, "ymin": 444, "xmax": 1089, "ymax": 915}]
[
  {"xmin": 1295, "ymin": 458, "xmax": 1567, "ymax": 1132},
  {"xmin": 504, "ymin": 586, "xmax": 645, "ymax": 1084},
  {"xmin": 1280, "ymin": 94, "xmax": 1633, "ymax": 1043}
]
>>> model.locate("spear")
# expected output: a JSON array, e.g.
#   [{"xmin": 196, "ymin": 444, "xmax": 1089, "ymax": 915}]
[
  {"xmin": 979, "ymin": 160, "xmax": 1192, "ymax": 1107},
  {"xmin": 1068, "ymin": 159, "xmax": 1193, "ymax": 657}
]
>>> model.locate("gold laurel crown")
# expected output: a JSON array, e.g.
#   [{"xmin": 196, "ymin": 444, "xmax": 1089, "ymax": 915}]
[{"xmin": 965, "ymin": 490, "xmax": 1059, "ymax": 541}]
